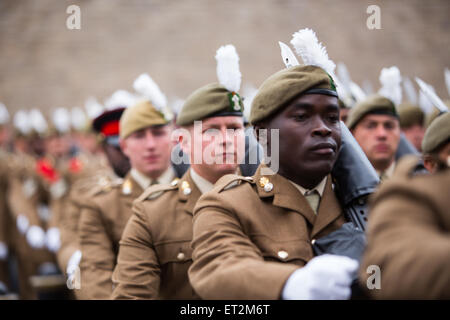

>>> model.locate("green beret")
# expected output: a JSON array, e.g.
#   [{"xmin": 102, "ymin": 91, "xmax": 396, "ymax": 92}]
[
  {"xmin": 398, "ymin": 103, "xmax": 424, "ymax": 128},
  {"xmin": 176, "ymin": 83, "xmax": 243, "ymax": 126},
  {"xmin": 249, "ymin": 65, "xmax": 337, "ymax": 125},
  {"xmin": 119, "ymin": 100, "xmax": 169, "ymax": 139},
  {"xmin": 421, "ymin": 112, "xmax": 450, "ymax": 153},
  {"xmin": 346, "ymin": 94, "xmax": 398, "ymax": 130}
]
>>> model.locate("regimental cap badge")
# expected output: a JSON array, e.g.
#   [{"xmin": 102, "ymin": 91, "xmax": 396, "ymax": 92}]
[{"xmin": 228, "ymin": 92, "xmax": 244, "ymax": 112}]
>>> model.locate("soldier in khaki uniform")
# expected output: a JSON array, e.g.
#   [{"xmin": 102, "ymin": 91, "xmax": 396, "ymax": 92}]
[
  {"xmin": 421, "ymin": 113, "xmax": 450, "ymax": 173},
  {"xmin": 78, "ymin": 77, "xmax": 185, "ymax": 299},
  {"xmin": 111, "ymin": 45, "xmax": 247, "ymax": 299},
  {"xmin": 188, "ymin": 29, "xmax": 358, "ymax": 300},
  {"xmin": 57, "ymin": 108, "xmax": 129, "ymax": 299},
  {"xmin": 359, "ymin": 113, "xmax": 449, "ymax": 298},
  {"xmin": 346, "ymin": 94, "xmax": 401, "ymax": 181},
  {"xmin": 397, "ymin": 102, "xmax": 425, "ymax": 152}
]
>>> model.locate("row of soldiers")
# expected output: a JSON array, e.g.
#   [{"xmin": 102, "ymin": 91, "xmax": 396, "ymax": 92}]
[{"xmin": 0, "ymin": 28, "xmax": 449, "ymax": 300}]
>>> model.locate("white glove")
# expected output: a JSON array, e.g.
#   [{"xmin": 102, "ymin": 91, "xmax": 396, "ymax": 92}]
[
  {"xmin": 0, "ymin": 242, "xmax": 8, "ymax": 261},
  {"xmin": 66, "ymin": 250, "xmax": 82, "ymax": 275},
  {"xmin": 16, "ymin": 214, "xmax": 29, "ymax": 235},
  {"xmin": 45, "ymin": 227, "xmax": 61, "ymax": 253},
  {"xmin": 26, "ymin": 225, "xmax": 46, "ymax": 249},
  {"xmin": 282, "ymin": 254, "xmax": 359, "ymax": 300}
]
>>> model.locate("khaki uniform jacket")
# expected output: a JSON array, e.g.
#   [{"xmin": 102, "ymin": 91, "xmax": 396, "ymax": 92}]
[
  {"xmin": 188, "ymin": 164, "xmax": 346, "ymax": 299},
  {"xmin": 78, "ymin": 173, "xmax": 144, "ymax": 299},
  {"xmin": 359, "ymin": 156, "xmax": 450, "ymax": 299},
  {"xmin": 112, "ymin": 170, "xmax": 200, "ymax": 300}
]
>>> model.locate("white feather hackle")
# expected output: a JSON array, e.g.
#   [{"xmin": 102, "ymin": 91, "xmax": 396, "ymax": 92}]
[
  {"xmin": 104, "ymin": 90, "xmax": 138, "ymax": 110},
  {"xmin": 415, "ymin": 77, "xmax": 448, "ymax": 113},
  {"xmin": 402, "ymin": 77, "xmax": 417, "ymax": 105},
  {"xmin": 445, "ymin": 68, "xmax": 450, "ymax": 98},
  {"xmin": 278, "ymin": 41, "xmax": 300, "ymax": 68},
  {"xmin": 418, "ymin": 90, "xmax": 434, "ymax": 114},
  {"xmin": 29, "ymin": 109, "xmax": 48, "ymax": 134},
  {"xmin": 0, "ymin": 103, "xmax": 10, "ymax": 125},
  {"xmin": 350, "ymin": 82, "xmax": 367, "ymax": 103},
  {"xmin": 378, "ymin": 66, "xmax": 402, "ymax": 106},
  {"xmin": 71, "ymin": 107, "xmax": 87, "ymax": 131},
  {"xmin": 242, "ymin": 83, "xmax": 258, "ymax": 122},
  {"xmin": 52, "ymin": 108, "xmax": 71, "ymax": 133},
  {"xmin": 215, "ymin": 44, "xmax": 242, "ymax": 93},
  {"xmin": 85, "ymin": 97, "xmax": 104, "ymax": 120},
  {"xmin": 290, "ymin": 28, "xmax": 336, "ymax": 75},
  {"xmin": 14, "ymin": 110, "xmax": 32, "ymax": 135},
  {"xmin": 133, "ymin": 73, "xmax": 167, "ymax": 111}
]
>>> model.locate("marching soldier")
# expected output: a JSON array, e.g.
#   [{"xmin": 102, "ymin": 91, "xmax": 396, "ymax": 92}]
[
  {"xmin": 398, "ymin": 102, "xmax": 425, "ymax": 152},
  {"xmin": 188, "ymin": 29, "xmax": 358, "ymax": 300},
  {"xmin": 111, "ymin": 44, "xmax": 247, "ymax": 299},
  {"xmin": 57, "ymin": 107, "xmax": 129, "ymax": 299},
  {"xmin": 346, "ymin": 67, "xmax": 402, "ymax": 181},
  {"xmin": 77, "ymin": 75, "xmax": 186, "ymax": 299},
  {"xmin": 359, "ymin": 114, "xmax": 449, "ymax": 299}
]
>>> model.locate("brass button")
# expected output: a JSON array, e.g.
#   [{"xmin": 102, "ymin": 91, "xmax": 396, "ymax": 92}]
[
  {"xmin": 177, "ymin": 252, "xmax": 185, "ymax": 260},
  {"xmin": 277, "ymin": 250, "xmax": 288, "ymax": 260}
]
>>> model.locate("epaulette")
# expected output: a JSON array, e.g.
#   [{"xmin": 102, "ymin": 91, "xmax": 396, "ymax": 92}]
[
  {"xmin": 136, "ymin": 178, "xmax": 180, "ymax": 202},
  {"xmin": 217, "ymin": 175, "xmax": 255, "ymax": 193}
]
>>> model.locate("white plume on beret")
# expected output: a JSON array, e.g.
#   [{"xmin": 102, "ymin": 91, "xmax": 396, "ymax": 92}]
[
  {"xmin": 29, "ymin": 109, "xmax": 48, "ymax": 134},
  {"xmin": 215, "ymin": 44, "xmax": 242, "ymax": 93},
  {"xmin": 71, "ymin": 107, "xmax": 87, "ymax": 131},
  {"xmin": 445, "ymin": 68, "xmax": 450, "ymax": 98},
  {"xmin": 242, "ymin": 83, "xmax": 258, "ymax": 122},
  {"xmin": 402, "ymin": 77, "xmax": 417, "ymax": 105},
  {"xmin": 418, "ymin": 90, "xmax": 434, "ymax": 114},
  {"xmin": 415, "ymin": 77, "xmax": 448, "ymax": 113},
  {"xmin": 378, "ymin": 66, "xmax": 402, "ymax": 106},
  {"xmin": 133, "ymin": 73, "xmax": 168, "ymax": 111},
  {"xmin": 0, "ymin": 103, "xmax": 10, "ymax": 125},
  {"xmin": 290, "ymin": 28, "xmax": 336, "ymax": 76},
  {"xmin": 104, "ymin": 90, "xmax": 138, "ymax": 110},
  {"xmin": 52, "ymin": 108, "xmax": 71, "ymax": 133},
  {"xmin": 85, "ymin": 97, "xmax": 104, "ymax": 120},
  {"xmin": 14, "ymin": 110, "xmax": 32, "ymax": 135}
]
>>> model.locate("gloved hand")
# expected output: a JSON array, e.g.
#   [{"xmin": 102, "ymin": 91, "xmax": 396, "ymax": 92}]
[
  {"xmin": 45, "ymin": 227, "xmax": 61, "ymax": 252},
  {"xmin": 0, "ymin": 241, "xmax": 8, "ymax": 261},
  {"xmin": 282, "ymin": 254, "xmax": 359, "ymax": 300},
  {"xmin": 16, "ymin": 214, "xmax": 29, "ymax": 235},
  {"xmin": 26, "ymin": 225, "xmax": 46, "ymax": 249}
]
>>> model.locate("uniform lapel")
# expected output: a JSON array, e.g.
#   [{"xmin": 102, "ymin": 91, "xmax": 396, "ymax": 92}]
[
  {"xmin": 122, "ymin": 173, "xmax": 144, "ymax": 208},
  {"xmin": 255, "ymin": 164, "xmax": 316, "ymax": 226},
  {"xmin": 310, "ymin": 176, "xmax": 342, "ymax": 238}
]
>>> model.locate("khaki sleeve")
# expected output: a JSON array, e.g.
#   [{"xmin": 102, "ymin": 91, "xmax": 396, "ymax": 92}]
[
  {"xmin": 360, "ymin": 191, "xmax": 450, "ymax": 299},
  {"xmin": 78, "ymin": 202, "xmax": 115, "ymax": 299},
  {"xmin": 188, "ymin": 191, "xmax": 299, "ymax": 300},
  {"xmin": 111, "ymin": 201, "xmax": 161, "ymax": 300}
]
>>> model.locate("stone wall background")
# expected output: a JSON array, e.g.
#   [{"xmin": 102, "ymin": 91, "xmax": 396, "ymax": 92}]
[{"xmin": 0, "ymin": 0, "xmax": 449, "ymax": 115}]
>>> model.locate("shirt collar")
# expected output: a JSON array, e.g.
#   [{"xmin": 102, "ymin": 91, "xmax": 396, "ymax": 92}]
[
  {"xmin": 376, "ymin": 161, "xmax": 396, "ymax": 180},
  {"xmin": 130, "ymin": 166, "xmax": 176, "ymax": 190},
  {"xmin": 189, "ymin": 168, "xmax": 214, "ymax": 195},
  {"xmin": 289, "ymin": 176, "xmax": 327, "ymax": 197}
]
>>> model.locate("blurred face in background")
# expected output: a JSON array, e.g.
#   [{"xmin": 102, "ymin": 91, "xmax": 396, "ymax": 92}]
[
  {"xmin": 120, "ymin": 124, "xmax": 174, "ymax": 180},
  {"xmin": 352, "ymin": 114, "xmax": 401, "ymax": 171},
  {"xmin": 45, "ymin": 134, "xmax": 71, "ymax": 158},
  {"xmin": 402, "ymin": 124, "xmax": 425, "ymax": 152}
]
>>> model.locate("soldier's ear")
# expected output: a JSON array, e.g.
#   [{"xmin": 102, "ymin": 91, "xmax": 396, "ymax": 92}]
[
  {"xmin": 119, "ymin": 138, "xmax": 128, "ymax": 157},
  {"xmin": 423, "ymin": 154, "xmax": 436, "ymax": 173}
]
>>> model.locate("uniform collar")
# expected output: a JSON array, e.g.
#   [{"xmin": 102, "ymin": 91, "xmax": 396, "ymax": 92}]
[
  {"xmin": 288, "ymin": 176, "xmax": 327, "ymax": 197},
  {"xmin": 189, "ymin": 168, "xmax": 214, "ymax": 195},
  {"xmin": 376, "ymin": 161, "xmax": 396, "ymax": 180},
  {"xmin": 253, "ymin": 164, "xmax": 342, "ymax": 237},
  {"xmin": 130, "ymin": 166, "xmax": 176, "ymax": 190}
]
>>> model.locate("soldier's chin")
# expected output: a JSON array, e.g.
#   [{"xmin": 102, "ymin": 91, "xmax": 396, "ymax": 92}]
[{"xmin": 211, "ymin": 163, "xmax": 240, "ymax": 175}]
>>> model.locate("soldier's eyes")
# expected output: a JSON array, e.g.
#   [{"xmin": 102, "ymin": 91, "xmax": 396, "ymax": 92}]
[{"xmin": 293, "ymin": 114, "xmax": 308, "ymax": 121}]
